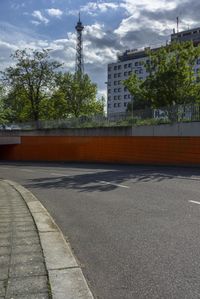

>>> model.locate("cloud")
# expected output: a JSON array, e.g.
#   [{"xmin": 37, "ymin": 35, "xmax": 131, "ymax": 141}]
[
  {"xmin": 46, "ymin": 8, "xmax": 63, "ymax": 18},
  {"xmin": 10, "ymin": 2, "xmax": 26, "ymax": 10},
  {"xmin": 2, "ymin": 0, "xmax": 200, "ymax": 99},
  {"xmin": 66, "ymin": 1, "xmax": 120, "ymax": 16},
  {"xmin": 120, "ymin": 0, "xmax": 177, "ymax": 14},
  {"xmin": 0, "ymin": 22, "xmax": 49, "ymax": 71},
  {"xmin": 81, "ymin": 1, "xmax": 119, "ymax": 15},
  {"xmin": 32, "ymin": 10, "xmax": 49, "ymax": 25}
]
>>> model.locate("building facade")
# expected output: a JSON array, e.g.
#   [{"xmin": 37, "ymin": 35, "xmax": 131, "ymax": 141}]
[
  {"xmin": 107, "ymin": 27, "xmax": 200, "ymax": 115},
  {"xmin": 107, "ymin": 50, "xmax": 149, "ymax": 114}
]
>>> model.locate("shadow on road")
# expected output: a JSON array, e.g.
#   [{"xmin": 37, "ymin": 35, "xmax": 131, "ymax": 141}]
[{"xmin": 18, "ymin": 163, "xmax": 200, "ymax": 193}]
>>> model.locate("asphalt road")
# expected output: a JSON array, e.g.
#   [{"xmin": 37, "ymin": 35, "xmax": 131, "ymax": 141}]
[{"xmin": 0, "ymin": 162, "xmax": 200, "ymax": 299}]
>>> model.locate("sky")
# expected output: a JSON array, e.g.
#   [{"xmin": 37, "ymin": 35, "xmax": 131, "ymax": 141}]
[{"xmin": 0, "ymin": 0, "xmax": 200, "ymax": 98}]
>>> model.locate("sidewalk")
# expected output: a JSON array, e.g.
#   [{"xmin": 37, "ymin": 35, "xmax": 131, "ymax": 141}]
[
  {"xmin": 0, "ymin": 180, "xmax": 94, "ymax": 299},
  {"xmin": 0, "ymin": 180, "xmax": 50, "ymax": 299}
]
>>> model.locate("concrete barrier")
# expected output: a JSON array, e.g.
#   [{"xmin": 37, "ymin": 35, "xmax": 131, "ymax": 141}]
[
  {"xmin": 0, "ymin": 136, "xmax": 21, "ymax": 145},
  {"xmin": 0, "ymin": 123, "xmax": 199, "ymax": 166},
  {"xmin": 0, "ymin": 122, "xmax": 199, "ymax": 137}
]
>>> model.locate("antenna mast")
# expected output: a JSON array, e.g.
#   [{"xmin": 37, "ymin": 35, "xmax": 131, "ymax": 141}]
[
  {"xmin": 176, "ymin": 16, "xmax": 179, "ymax": 33},
  {"xmin": 75, "ymin": 13, "xmax": 84, "ymax": 74}
]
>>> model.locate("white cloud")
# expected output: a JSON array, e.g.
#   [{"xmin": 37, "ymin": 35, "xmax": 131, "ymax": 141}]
[
  {"xmin": 84, "ymin": 23, "xmax": 106, "ymax": 39},
  {"xmin": 120, "ymin": 0, "xmax": 177, "ymax": 14},
  {"xmin": 114, "ymin": 0, "xmax": 179, "ymax": 40},
  {"xmin": 66, "ymin": 1, "xmax": 120, "ymax": 16},
  {"xmin": 46, "ymin": 8, "xmax": 63, "ymax": 18},
  {"xmin": 32, "ymin": 10, "xmax": 49, "ymax": 25},
  {"xmin": 31, "ymin": 20, "xmax": 40, "ymax": 26},
  {"xmin": 81, "ymin": 1, "xmax": 119, "ymax": 15}
]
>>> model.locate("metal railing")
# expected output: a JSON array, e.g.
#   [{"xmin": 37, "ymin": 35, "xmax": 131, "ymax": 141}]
[{"xmin": 3, "ymin": 103, "xmax": 200, "ymax": 130}]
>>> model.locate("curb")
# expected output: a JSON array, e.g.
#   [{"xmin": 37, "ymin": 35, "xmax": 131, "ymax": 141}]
[{"xmin": 4, "ymin": 179, "xmax": 94, "ymax": 299}]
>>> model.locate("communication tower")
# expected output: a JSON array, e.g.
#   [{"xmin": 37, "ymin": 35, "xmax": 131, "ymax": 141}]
[{"xmin": 75, "ymin": 13, "xmax": 84, "ymax": 74}]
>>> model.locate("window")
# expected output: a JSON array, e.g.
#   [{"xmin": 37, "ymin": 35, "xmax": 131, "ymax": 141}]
[
  {"xmin": 135, "ymin": 61, "xmax": 139, "ymax": 66},
  {"xmin": 139, "ymin": 69, "xmax": 143, "ymax": 74},
  {"xmin": 114, "ymin": 66, "xmax": 117, "ymax": 70},
  {"xmin": 108, "ymin": 96, "xmax": 111, "ymax": 101},
  {"xmin": 118, "ymin": 73, "xmax": 121, "ymax": 77},
  {"xmin": 135, "ymin": 70, "xmax": 139, "ymax": 74},
  {"xmin": 108, "ymin": 74, "xmax": 111, "ymax": 79},
  {"xmin": 128, "ymin": 94, "xmax": 131, "ymax": 99},
  {"xmin": 114, "ymin": 81, "xmax": 118, "ymax": 85},
  {"xmin": 108, "ymin": 66, "xmax": 111, "ymax": 71},
  {"xmin": 114, "ymin": 96, "xmax": 117, "ymax": 100},
  {"xmin": 118, "ymin": 88, "xmax": 121, "ymax": 92},
  {"xmin": 118, "ymin": 103, "xmax": 121, "ymax": 107},
  {"xmin": 108, "ymin": 104, "xmax": 111, "ymax": 108},
  {"xmin": 107, "ymin": 82, "xmax": 111, "ymax": 86},
  {"xmin": 114, "ymin": 73, "xmax": 117, "ymax": 78},
  {"xmin": 128, "ymin": 63, "xmax": 132, "ymax": 68},
  {"xmin": 124, "ymin": 102, "xmax": 127, "ymax": 107},
  {"xmin": 114, "ymin": 88, "xmax": 117, "ymax": 92},
  {"xmin": 124, "ymin": 95, "xmax": 127, "ymax": 99},
  {"xmin": 124, "ymin": 87, "xmax": 128, "ymax": 92},
  {"xmin": 124, "ymin": 64, "xmax": 128, "ymax": 69},
  {"xmin": 108, "ymin": 89, "xmax": 111, "ymax": 94},
  {"xmin": 197, "ymin": 58, "xmax": 200, "ymax": 65},
  {"xmin": 128, "ymin": 71, "xmax": 132, "ymax": 75},
  {"xmin": 118, "ymin": 65, "xmax": 121, "ymax": 70},
  {"xmin": 183, "ymin": 32, "xmax": 191, "ymax": 36},
  {"xmin": 114, "ymin": 103, "xmax": 117, "ymax": 107},
  {"xmin": 124, "ymin": 71, "xmax": 128, "ymax": 76},
  {"xmin": 118, "ymin": 95, "xmax": 121, "ymax": 100},
  {"xmin": 118, "ymin": 80, "xmax": 121, "ymax": 84}
]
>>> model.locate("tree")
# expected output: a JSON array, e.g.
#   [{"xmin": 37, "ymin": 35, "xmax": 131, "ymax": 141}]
[
  {"xmin": 39, "ymin": 90, "xmax": 68, "ymax": 120},
  {"xmin": 56, "ymin": 72, "xmax": 101, "ymax": 117},
  {"xmin": 1, "ymin": 49, "xmax": 62, "ymax": 122},
  {"xmin": 0, "ymin": 86, "xmax": 12, "ymax": 124},
  {"xmin": 123, "ymin": 41, "xmax": 200, "ymax": 109},
  {"xmin": 124, "ymin": 74, "xmax": 151, "ymax": 111}
]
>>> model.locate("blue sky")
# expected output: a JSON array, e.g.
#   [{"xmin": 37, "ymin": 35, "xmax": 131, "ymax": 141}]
[{"xmin": 0, "ymin": 0, "xmax": 199, "ymax": 97}]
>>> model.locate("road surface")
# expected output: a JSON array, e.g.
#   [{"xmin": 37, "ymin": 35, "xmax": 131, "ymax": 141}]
[{"xmin": 0, "ymin": 162, "xmax": 200, "ymax": 299}]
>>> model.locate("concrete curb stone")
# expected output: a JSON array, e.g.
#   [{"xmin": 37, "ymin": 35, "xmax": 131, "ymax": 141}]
[{"xmin": 4, "ymin": 180, "xmax": 94, "ymax": 299}]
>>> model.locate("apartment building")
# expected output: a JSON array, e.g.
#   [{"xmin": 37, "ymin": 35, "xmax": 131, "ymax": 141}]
[
  {"xmin": 107, "ymin": 49, "xmax": 150, "ymax": 114},
  {"xmin": 107, "ymin": 27, "xmax": 200, "ymax": 115},
  {"xmin": 171, "ymin": 27, "xmax": 200, "ymax": 44}
]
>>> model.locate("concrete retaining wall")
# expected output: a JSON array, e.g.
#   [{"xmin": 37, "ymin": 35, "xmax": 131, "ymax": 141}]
[
  {"xmin": 0, "ymin": 122, "xmax": 199, "ymax": 166},
  {"xmin": 0, "ymin": 121, "xmax": 200, "ymax": 137},
  {"xmin": 0, "ymin": 137, "xmax": 21, "ymax": 145}
]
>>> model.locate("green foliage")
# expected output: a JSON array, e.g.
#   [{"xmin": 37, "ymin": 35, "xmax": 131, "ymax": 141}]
[
  {"xmin": 124, "ymin": 74, "xmax": 151, "ymax": 111},
  {"xmin": 0, "ymin": 48, "xmax": 104, "ymax": 123},
  {"xmin": 1, "ymin": 49, "xmax": 62, "ymax": 122},
  {"xmin": 39, "ymin": 90, "xmax": 68, "ymax": 120},
  {"xmin": 56, "ymin": 71, "xmax": 102, "ymax": 117},
  {"xmin": 0, "ymin": 86, "xmax": 12, "ymax": 124},
  {"xmin": 124, "ymin": 41, "xmax": 200, "ymax": 109}
]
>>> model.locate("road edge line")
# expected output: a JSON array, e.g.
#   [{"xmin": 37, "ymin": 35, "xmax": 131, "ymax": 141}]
[{"xmin": 4, "ymin": 179, "xmax": 94, "ymax": 299}]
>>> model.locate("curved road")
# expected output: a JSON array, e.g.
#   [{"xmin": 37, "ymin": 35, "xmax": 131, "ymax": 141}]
[{"xmin": 0, "ymin": 162, "xmax": 200, "ymax": 299}]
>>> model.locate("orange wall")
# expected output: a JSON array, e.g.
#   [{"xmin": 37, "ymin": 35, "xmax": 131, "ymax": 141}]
[{"xmin": 0, "ymin": 136, "xmax": 200, "ymax": 165}]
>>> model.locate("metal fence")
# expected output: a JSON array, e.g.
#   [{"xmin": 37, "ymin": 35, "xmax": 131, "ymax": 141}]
[
  {"xmin": 107, "ymin": 103, "xmax": 200, "ymax": 123},
  {"xmin": 4, "ymin": 103, "xmax": 200, "ymax": 130}
]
